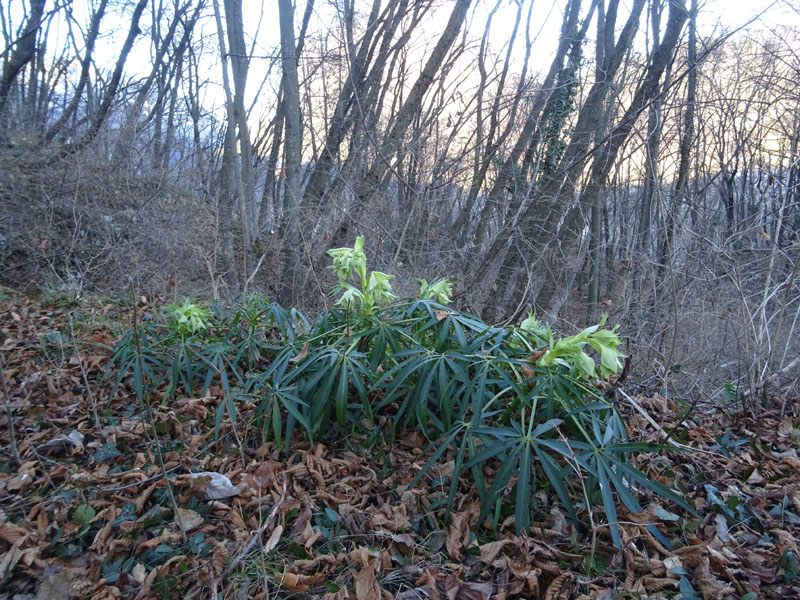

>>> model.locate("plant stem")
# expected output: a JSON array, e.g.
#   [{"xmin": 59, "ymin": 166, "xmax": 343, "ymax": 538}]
[
  {"xmin": 0, "ymin": 354, "xmax": 22, "ymax": 467},
  {"xmin": 68, "ymin": 315, "xmax": 102, "ymax": 431},
  {"xmin": 132, "ymin": 298, "xmax": 188, "ymax": 545}
]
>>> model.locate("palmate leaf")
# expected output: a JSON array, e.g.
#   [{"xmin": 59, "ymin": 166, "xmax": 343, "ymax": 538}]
[
  {"xmin": 245, "ymin": 362, "xmax": 311, "ymax": 445},
  {"xmin": 105, "ymin": 324, "xmax": 166, "ymax": 404},
  {"xmin": 214, "ymin": 393, "xmax": 237, "ymax": 439},
  {"xmin": 377, "ymin": 348, "xmax": 472, "ymax": 435},
  {"xmin": 464, "ymin": 418, "xmax": 566, "ymax": 533},
  {"xmin": 444, "ymin": 430, "xmax": 470, "ymax": 521},
  {"xmin": 407, "ymin": 427, "xmax": 463, "ymax": 492},
  {"xmin": 350, "ymin": 314, "xmax": 408, "ymax": 371},
  {"xmin": 535, "ymin": 446, "xmax": 579, "ymax": 525},
  {"xmin": 596, "ymin": 457, "xmax": 622, "ymax": 547},
  {"xmin": 515, "ymin": 444, "xmax": 533, "ymax": 533},
  {"xmin": 476, "ymin": 443, "xmax": 523, "ymax": 528},
  {"xmin": 561, "ymin": 413, "xmax": 698, "ymax": 547}
]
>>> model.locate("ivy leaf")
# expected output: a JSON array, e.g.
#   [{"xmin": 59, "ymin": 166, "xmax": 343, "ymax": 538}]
[
  {"xmin": 93, "ymin": 442, "xmax": 122, "ymax": 463},
  {"xmin": 73, "ymin": 504, "xmax": 95, "ymax": 525}
]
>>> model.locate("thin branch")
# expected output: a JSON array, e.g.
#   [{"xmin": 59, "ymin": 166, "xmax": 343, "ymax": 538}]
[
  {"xmin": 0, "ymin": 354, "xmax": 21, "ymax": 467},
  {"xmin": 223, "ymin": 473, "xmax": 288, "ymax": 578}
]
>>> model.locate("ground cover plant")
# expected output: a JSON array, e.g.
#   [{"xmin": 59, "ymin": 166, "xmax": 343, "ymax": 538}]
[
  {"xmin": 106, "ymin": 239, "xmax": 689, "ymax": 545},
  {"xmin": 0, "ymin": 244, "xmax": 799, "ymax": 599}
]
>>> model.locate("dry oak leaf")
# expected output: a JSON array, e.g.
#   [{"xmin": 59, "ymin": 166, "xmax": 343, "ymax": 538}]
[
  {"xmin": 507, "ymin": 560, "xmax": 542, "ymax": 597},
  {"xmin": 291, "ymin": 552, "xmax": 349, "ymax": 575},
  {"xmin": 290, "ymin": 341, "xmax": 310, "ymax": 363},
  {"xmin": 211, "ymin": 541, "xmax": 229, "ymax": 576},
  {"xmin": 300, "ymin": 519, "xmax": 324, "ymax": 552},
  {"xmin": 0, "ymin": 539, "xmax": 36, "ymax": 584},
  {"xmin": 90, "ymin": 585, "xmax": 122, "ymax": 600},
  {"xmin": 248, "ymin": 460, "xmax": 280, "ymax": 491},
  {"xmin": 90, "ymin": 519, "xmax": 114, "ymax": 552},
  {"xmin": 133, "ymin": 482, "xmax": 158, "ymax": 514},
  {"xmin": 277, "ymin": 571, "xmax": 327, "ymax": 593},
  {"xmin": 434, "ymin": 310, "xmax": 450, "ymax": 322},
  {"xmin": 137, "ymin": 532, "xmax": 182, "ymax": 551},
  {"xmin": 636, "ymin": 576, "xmax": 679, "ymax": 593},
  {"xmin": 349, "ymin": 548, "xmax": 385, "ymax": 600},
  {"xmin": 417, "ymin": 569, "xmax": 493, "ymax": 600},
  {"xmin": 478, "ymin": 539, "xmax": 510, "ymax": 564},
  {"xmin": 175, "ymin": 507, "xmax": 204, "ymax": 532},
  {"xmin": 370, "ymin": 505, "xmax": 412, "ymax": 532},
  {"xmin": 543, "ymin": 572, "xmax": 573, "ymax": 600},
  {"xmin": 133, "ymin": 564, "xmax": 160, "ymax": 600},
  {"xmin": 0, "ymin": 521, "xmax": 29, "ymax": 545},
  {"xmin": 7, "ymin": 462, "xmax": 37, "ymax": 492},
  {"xmin": 446, "ymin": 512, "xmax": 470, "ymax": 562},
  {"xmin": 291, "ymin": 505, "xmax": 313, "ymax": 538},
  {"xmin": 263, "ymin": 524, "xmax": 283, "ymax": 553}
]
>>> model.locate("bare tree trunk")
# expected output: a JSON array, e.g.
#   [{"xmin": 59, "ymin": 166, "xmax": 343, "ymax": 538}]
[
  {"xmin": 301, "ymin": 0, "xmax": 405, "ymax": 211},
  {"xmin": 454, "ymin": 0, "xmax": 528, "ymax": 245},
  {"xmin": 212, "ymin": 0, "xmax": 241, "ymax": 292},
  {"xmin": 466, "ymin": 0, "xmax": 593, "ymax": 284},
  {"xmin": 64, "ymin": 0, "xmax": 148, "ymax": 154},
  {"xmin": 660, "ymin": 0, "xmax": 696, "ymax": 280},
  {"xmin": 0, "ymin": 0, "xmax": 45, "ymax": 135},
  {"xmin": 258, "ymin": 0, "xmax": 313, "ymax": 235},
  {"xmin": 278, "ymin": 0, "xmax": 303, "ymax": 305},
  {"xmin": 223, "ymin": 0, "xmax": 256, "ymax": 281},
  {"xmin": 357, "ymin": 0, "xmax": 472, "ymax": 203},
  {"xmin": 480, "ymin": 0, "xmax": 649, "ymax": 321},
  {"xmin": 533, "ymin": 0, "xmax": 687, "ymax": 321},
  {"xmin": 112, "ymin": 1, "xmax": 191, "ymax": 163},
  {"xmin": 44, "ymin": 0, "xmax": 107, "ymax": 142}
]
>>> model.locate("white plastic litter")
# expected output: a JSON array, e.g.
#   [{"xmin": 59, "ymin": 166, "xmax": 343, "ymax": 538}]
[{"xmin": 189, "ymin": 471, "xmax": 240, "ymax": 500}]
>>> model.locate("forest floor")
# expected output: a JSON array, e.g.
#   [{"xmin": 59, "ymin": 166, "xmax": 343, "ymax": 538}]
[{"xmin": 1, "ymin": 287, "xmax": 799, "ymax": 600}]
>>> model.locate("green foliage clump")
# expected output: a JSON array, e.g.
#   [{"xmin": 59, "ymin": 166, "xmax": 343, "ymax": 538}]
[
  {"xmin": 328, "ymin": 235, "xmax": 395, "ymax": 313},
  {"xmin": 106, "ymin": 237, "xmax": 692, "ymax": 547},
  {"xmin": 167, "ymin": 299, "xmax": 209, "ymax": 338}
]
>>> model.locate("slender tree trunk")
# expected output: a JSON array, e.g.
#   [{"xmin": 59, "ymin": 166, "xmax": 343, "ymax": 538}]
[
  {"xmin": 63, "ymin": 0, "xmax": 148, "ymax": 154},
  {"xmin": 278, "ymin": 0, "xmax": 303, "ymax": 306},
  {"xmin": 212, "ymin": 0, "xmax": 241, "ymax": 292},
  {"xmin": 0, "ymin": 0, "xmax": 45, "ymax": 135},
  {"xmin": 45, "ymin": 0, "xmax": 107, "ymax": 142},
  {"xmin": 532, "ymin": 0, "xmax": 687, "ymax": 320},
  {"xmin": 470, "ymin": 0, "xmax": 592, "ymax": 249},
  {"xmin": 223, "ymin": 0, "xmax": 256, "ymax": 281},
  {"xmin": 660, "ymin": 0, "xmax": 696, "ymax": 281},
  {"xmin": 357, "ymin": 0, "xmax": 472, "ymax": 203},
  {"xmin": 112, "ymin": 1, "xmax": 189, "ymax": 162}
]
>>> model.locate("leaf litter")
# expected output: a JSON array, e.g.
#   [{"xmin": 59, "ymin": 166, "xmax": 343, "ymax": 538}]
[{"xmin": 0, "ymin": 290, "xmax": 799, "ymax": 599}]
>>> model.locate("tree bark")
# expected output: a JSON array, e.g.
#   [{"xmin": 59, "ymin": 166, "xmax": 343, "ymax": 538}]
[
  {"xmin": 212, "ymin": 0, "xmax": 241, "ymax": 292},
  {"xmin": 0, "ymin": 0, "xmax": 46, "ymax": 133},
  {"xmin": 63, "ymin": 0, "xmax": 148, "ymax": 154},
  {"xmin": 659, "ymin": 0, "xmax": 696, "ymax": 281},
  {"xmin": 535, "ymin": 0, "xmax": 687, "ymax": 320},
  {"xmin": 278, "ymin": 0, "xmax": 303, "ymax": 305},
  {"xmin": 357, "ymin": 0, "xmax": 472, "ymax": 204}
]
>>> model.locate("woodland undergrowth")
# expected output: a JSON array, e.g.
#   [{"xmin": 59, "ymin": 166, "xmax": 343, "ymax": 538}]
[{"xmin": 1, "ymin": 240, "xmax": 799, "ymax": 599}]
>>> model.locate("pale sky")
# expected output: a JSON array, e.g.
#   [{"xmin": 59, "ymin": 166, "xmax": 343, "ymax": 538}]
[{"xmin": 4, "ymin": 0, "xmax": 798, "ymax": 119}]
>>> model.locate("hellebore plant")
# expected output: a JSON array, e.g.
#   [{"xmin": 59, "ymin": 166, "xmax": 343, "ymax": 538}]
[
  {"xmin": 327, "ymin": 236, "xmax": 395, "ymax": 315},
  {"xmin": 417, "ymin": 277, "xmax": 454, "ymax": 305},
  {"xmin": 106, "ymin": 237, "xmax": 693, "ymax": 551},
  {"xmin": 167, "ymin": 299, "xmax": 210, "ymax": 340}
]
